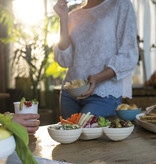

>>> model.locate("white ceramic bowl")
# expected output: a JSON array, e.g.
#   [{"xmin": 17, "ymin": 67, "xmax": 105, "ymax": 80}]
[
  {"xmin": 79, "ymin": 127, "xmax": 103, "ymax": 140},
  {"xmin": 136, "ymin": 113, "xmax": 156, "ymax": 133},
  {"xmin": 65, "ymin": 83, "xmax": 90, "ymax": 97},
  {"xmin": 0, "ymin": 135, "xmax": 16, "ymax": 159},
  {"xmin": 47, "ymin": 124, "xmax": 82, "ymax": 144},
  {"xmin": 103, "ymin": 125, "xmax": 134, "ymax": 141}
]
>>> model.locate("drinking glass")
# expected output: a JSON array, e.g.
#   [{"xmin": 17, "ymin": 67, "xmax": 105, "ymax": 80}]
[{"xmin": 13, "ymin": 102, "xmax": 39, "ymax": 121}]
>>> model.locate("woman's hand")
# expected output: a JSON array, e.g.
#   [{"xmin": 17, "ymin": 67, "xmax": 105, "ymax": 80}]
[
  {"xmin": 76, "ymin": 67, "xmax": 116, "ymax": 99},
  {"xmin": 13, "ymin": 113, "xmax": 40, "ymax": 135},
  {"xmin": 53, "ymin": 0, "xmax": 68, "ymax": 18},
  {"xmin": 53, "ymin": 0, "xmax": 70, "ymax": 50},
  {"xmin": 77, "ymin": 75, "xmax": 97, "ymax": 99}
]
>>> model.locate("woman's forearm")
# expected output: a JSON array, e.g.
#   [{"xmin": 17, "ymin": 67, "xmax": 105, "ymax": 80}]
[
  {"xmin": 58, "ymin": 16, "xmax": 70, "ymax": 50},
  {"xmin": 93, "ymin": 67, "xmax": 116, "ymax": 84},
  {"xmin": 53, "ymin": 0, "xmax": 70, "ymax": 50}
]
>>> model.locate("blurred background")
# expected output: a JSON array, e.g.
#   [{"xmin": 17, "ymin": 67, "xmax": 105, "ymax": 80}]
[{"xmin": 0, "ymin": 0, "xmax": 156, "ymax": 125}]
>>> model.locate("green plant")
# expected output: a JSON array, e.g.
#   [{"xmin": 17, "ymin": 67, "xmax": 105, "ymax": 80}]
[
  {"xmin": 0, "ymin": 2, "xmax": 66, "ymax": 99},
  {"xmin": 11, "ymin": 22, "xmax": 62, "ymax": 99}
]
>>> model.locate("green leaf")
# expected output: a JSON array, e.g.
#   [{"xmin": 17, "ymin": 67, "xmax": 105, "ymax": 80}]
[{"xmin": 0, "ymin": 114, "xmax": 38, "ymax": 164}]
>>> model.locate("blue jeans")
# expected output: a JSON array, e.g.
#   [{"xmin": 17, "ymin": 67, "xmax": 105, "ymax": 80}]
[{"xmin": 60, "ymin": 90, "xmax": 122, "ymax": 119}]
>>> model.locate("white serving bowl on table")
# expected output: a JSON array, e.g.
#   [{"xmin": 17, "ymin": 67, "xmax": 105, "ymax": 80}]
[
  {"xmin": 79, "ymin": 127, "xmax": 103, "ymax": 140},
  {"xmin": 136, "ymin": 113, "xmax": 156, "ymax": 133},
  {"xmin": 47, "ymin": 124, "xmax": 82, "ymax": 144},
  {"xmin": 65, "ymin": 83, "xmax": 90, "ymax": 97},
  {"xmin": 0, "ymin": 135, "xmax": 16, "ymax": 159},
  {"xmin": 103, "ymin": 125, "xmax": 134, "ymax": 141}
]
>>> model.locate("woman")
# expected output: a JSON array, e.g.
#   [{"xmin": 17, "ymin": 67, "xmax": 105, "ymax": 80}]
[{"xmin": 53, "ymin": 0, "xmax": 139, "ymax": 119}]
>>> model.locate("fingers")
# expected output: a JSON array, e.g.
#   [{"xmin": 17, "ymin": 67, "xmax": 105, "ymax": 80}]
[
  {"xmin": 26, "ymin": 126, "xmax": 39, "ymax": 135},
  {"xmin": 53, "ymin": 0, "xmax": 68, "ymax": 16},
  {"xmin": 54, "ymin": 0, "xmax": 67, "ymax": 10},
  {"xmin": 77, "ymin": 81, "xmax": 96, "ymax": 99},
  {"xmin": 58, "ymin": 0, "xmax": 67, "ymax": 6},
  {"xmin": 15, "ymin": 113, "xmax": 40, "ymax": 120},
  {"xmin": 13, "ymin": 114, "xmax": 40, "ymax": 135},
  {"xmin": 77, "ymin": 89, "xmax": 92, "ymax": 100},
  {"xmin": 23, "ymin": 120, "xmax": 40, "ymax": 127},
  {"xmin": 28, "ymin": 132, "xmax": 36, "ymax": 136},
  {"xmin": 4, "ymin": 112, "xmax": 10, "ymax": 115}
]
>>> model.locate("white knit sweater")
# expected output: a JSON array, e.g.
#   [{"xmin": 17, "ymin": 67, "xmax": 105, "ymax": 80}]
[{"xmin": 54, "ymin": 0, "xmax": 139, "ymax": 98}]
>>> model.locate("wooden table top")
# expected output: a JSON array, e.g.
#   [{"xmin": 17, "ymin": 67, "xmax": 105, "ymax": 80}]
[{"xmin": 28, "ymin": 124, "xmax": 156, "ymax": 164}]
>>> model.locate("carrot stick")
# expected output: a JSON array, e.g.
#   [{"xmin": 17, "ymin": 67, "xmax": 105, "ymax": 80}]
[
  {"xmin": 62, "ymin": 119, "xmax": 74, "ymax": 124},
  {"xmin": 67, "ymin": 118, "xmax": 71, "ymax": 122},
  {"xmin": 75, "ymin": 113, "xmax": 82, "ymax": 124},
  {"xmin": 72, "ymin": 114, "xmax": 77, "ymax": 124},
  {"xmin": 71, "ymin": 114, "xmax": 76, "ymax": 123},
  {"xmin": 59, "ymin": 116, "xmax": 63, "ymax": 124}
]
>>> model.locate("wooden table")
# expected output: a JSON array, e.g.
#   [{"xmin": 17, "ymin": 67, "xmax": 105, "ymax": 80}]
[{"xmin": 28, "ymin": 124, "xmax": 156, "ymax": 164}]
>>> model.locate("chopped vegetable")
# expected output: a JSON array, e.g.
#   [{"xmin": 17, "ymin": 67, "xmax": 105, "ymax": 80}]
[
  {"xmin": 60, "ymin": 113, "xmax": 110, "ymax": 129},
  {"xmin": 98, "ymin": 116, "xmax": 111, "ymax": 127},
  {"xmin": 78, "ymin": 113, "xmax": 86, "ymax": 125},
  {"xmin": 19, "ymin": 97, "xmax": 38, "ymax": 110},
  {"xmin": 78, "ymin": 112, "xmax": 99, "ymax": 128},
  {"xmin": 50, "ymin": 123, "xmax": 80, "ymax": 130},
  {"xmin": 59, "ymin": 116, "xmax": 74, "ymax": 124},
  {"xmin": 82, "ymin": 114, "xmax": 93, "ymax": 127},
  {"xmin": 59, "ymin": 113, "xmax": 82, "ymax": 125},
  {"xmin": 19, "ymin": 97, "xmax": 25, "ymax": 111},
  {"xmin": 79, "ymin": 112, "xmax": 91, "ymax": 126}
]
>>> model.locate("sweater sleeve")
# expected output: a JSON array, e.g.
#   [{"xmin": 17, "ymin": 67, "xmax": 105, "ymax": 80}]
[
  {"xmin": 106, "ymin": 0, "xmax": 139, "ymax": 80},
  {"xmin": 53, "ymin": 42, "xmax": 74, "ymax": 68}
]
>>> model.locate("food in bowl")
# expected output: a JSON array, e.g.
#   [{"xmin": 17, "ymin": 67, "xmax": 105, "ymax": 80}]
[
  {"xmin": 103, "ymin": 125, "xmax": 134, "ymax": 141},
  {"xmin": 136, "ymin": 113, "xmax": 156, "ymax": 133},
  {"xmin": 78, "ymin": 112, "xmax": 98, "ymax": 128},
  {"xmin": 117, "ymin": 103, "xmax": 138, "ymax": 110},
  {"xmin": 98, "ymin": 116, "xmax": 111, "ymax": 127},
  {"xmin": 116, "ymin": 103, "xmax": 141, "ymax": 121},
  {"xmin": 78, "ymin": 113, "xmax": 104, "ymax": 140},
  {"xmin": 64, "ymin": 79, "xmax": 90, "ymax": 97},
  {"xmin": 116, "ymin": 108, "xmax": 141, "ymax": 121},
  {"xmin": 64, "ymin": 79, "xmax": 88, "ymax": 89},
  {"xmin": 109, "ymin": 119, "xmax": 133, "ymax": 128},
  {"xmin": 103, "ymin": 119, "xmax": 134, "ymax": 141},
  {"xmin": 50, "ymin": 123, "xmax": 80, "ymax": 130},
  {"xmin": 139, "ymin": 113, "xmax": 156, "ymax": 124},
  {"xmin": 0, "ymin": 126, "xmax": 16, "ymax": 159},
  {"xmin": 78, "ymin": 113, "xmax": 111, "ymax": 140},
  {"xmin": 59, "ymin": 112, "xmax": 110, "ymax": 140},
  {"xmin": 48, "ymin": 123, "xmax": 82, "ymax": 144}
]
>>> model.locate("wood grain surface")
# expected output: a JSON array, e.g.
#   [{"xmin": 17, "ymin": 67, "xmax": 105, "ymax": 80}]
[{"xmin": 28, "ymin": 124, "xmax": 156, "ymax": 164}]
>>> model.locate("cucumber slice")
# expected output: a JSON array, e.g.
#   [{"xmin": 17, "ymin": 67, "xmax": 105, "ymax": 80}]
[{"xmin": 19, "ymin": 97, "xmax": 25, "ymax": 111}]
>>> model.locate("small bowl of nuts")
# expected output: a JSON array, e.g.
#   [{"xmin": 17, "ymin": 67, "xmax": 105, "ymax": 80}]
[{"xmin": 64, "ymin": 79, "xmax": 90, "ymax": 97}]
